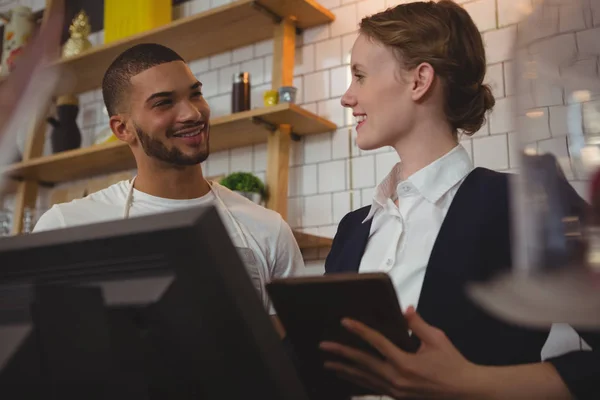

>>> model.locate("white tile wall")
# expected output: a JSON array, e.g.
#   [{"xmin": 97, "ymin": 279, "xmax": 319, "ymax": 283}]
[{"xmin": 2, "ymin": 0, "xmax": 588, "ymax": 356}]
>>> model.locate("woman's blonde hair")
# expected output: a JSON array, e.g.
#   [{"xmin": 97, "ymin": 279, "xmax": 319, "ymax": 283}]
[{"xmin": 359, "ymin": 0, "xmax": 495, "ymax": 136}]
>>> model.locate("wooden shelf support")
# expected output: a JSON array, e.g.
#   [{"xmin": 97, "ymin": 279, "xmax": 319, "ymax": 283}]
[{"xmin": 266, "ymin": 17, "xmax": 296, "ymax": 220}]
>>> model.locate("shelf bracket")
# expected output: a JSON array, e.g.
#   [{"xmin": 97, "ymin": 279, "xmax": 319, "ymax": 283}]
[
  {"xmin": 250, "ymin": 1, "xmax": 303, "ymax": 35},
  {"xmin": 251, "ymin": 117, "xmax": 301, "ymax": 141}
]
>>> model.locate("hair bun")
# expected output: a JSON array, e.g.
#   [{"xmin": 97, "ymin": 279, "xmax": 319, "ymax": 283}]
[{"xmin": 451, "ymin": 83, "xmax": 496, "ymax": 136}]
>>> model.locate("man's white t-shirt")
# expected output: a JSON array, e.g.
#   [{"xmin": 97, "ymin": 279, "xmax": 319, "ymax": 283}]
[{"xmin": 33, "ymin": 180, "xmax": 304, "ymax": 315}]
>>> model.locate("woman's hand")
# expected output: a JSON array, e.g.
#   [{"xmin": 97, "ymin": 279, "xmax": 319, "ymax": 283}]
[{"xmin": 319, "ymin": 306, "xmax": 481, "ymax": 399}]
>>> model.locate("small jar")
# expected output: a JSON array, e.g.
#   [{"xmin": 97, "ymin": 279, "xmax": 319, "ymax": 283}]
[{"xmin": 232, "ymin": 72, "xmax": 251, "ymax": 113}]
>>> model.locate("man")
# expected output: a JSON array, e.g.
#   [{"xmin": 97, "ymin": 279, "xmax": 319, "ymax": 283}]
[{"xmin": 33, "ymin": 43, "xmax": 304, "ymax": 335}]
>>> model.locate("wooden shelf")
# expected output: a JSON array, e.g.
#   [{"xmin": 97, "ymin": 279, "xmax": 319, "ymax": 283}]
[
  {"xmin": 28, "ymin": 0, "xmax": 334, "ymax": 96},
  {"xmin": 294, "ymin": 231, "xmax": 333, "ymax": 249},
  {"xmin": 2, "ymin": 103, "xmax": 336, "ymax": 185}
]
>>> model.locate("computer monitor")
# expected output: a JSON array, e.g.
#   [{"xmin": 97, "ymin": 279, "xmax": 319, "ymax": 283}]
[{"xmin": 0, "ymin": 205, "xmax": 310, "ymax": 400}]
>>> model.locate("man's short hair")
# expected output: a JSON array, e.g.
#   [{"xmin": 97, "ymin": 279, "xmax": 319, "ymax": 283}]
[{"xmin": 102, "ymin": 43, "xmax": 184, "ymax": 116}]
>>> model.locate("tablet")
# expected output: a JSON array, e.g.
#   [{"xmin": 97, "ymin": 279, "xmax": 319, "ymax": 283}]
[{"xmin": 266, "ymin": 272, "xmax": 416, "ymax": 396}]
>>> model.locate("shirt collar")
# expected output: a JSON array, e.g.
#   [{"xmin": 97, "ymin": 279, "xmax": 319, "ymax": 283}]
[{"xmin": 362, "ymin": 144, "xmax": 473, "ymax": 223}]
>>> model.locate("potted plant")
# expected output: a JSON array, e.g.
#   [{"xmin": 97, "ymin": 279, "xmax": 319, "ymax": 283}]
[{"xmin": 220, "ymin": 172, "xmax": 266, "ymax": 205}]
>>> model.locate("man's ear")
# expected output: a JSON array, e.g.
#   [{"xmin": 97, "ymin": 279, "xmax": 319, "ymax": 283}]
[{"xmin": 109, "ymin": 115, "xmax": 135, "ymax": 144}]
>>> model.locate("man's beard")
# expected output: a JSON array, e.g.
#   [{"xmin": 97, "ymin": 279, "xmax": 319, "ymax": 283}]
[{"xmin": 134, "ymin": 123, "xmax": 209, "ymax": 166}]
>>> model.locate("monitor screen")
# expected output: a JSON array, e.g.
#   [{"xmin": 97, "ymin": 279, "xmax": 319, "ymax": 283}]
[{"xmin": 0, "ymin": 205, "xmax": 309, "ymax": 399}]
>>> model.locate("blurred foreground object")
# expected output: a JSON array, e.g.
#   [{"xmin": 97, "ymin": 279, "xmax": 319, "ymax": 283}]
[
  {"xmin": 0, "ymin": 0, "xmax": 65, "ymax": 190},
  {"xmin": 468, "ymin": 0, "xmax": 600, "ymax": 328},
  {"xmin": 0, "ymin": 6, "xmax": 36, "ymax": 77}
]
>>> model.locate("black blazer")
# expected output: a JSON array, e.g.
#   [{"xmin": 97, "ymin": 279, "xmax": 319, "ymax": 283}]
[{"xmin": 324, "ymin": 167, "xmax": 600, "ymax": 399}]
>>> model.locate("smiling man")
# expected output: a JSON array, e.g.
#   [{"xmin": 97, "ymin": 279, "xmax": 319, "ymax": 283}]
[{"xmin": 33, "ymin": 43, "xmax": 304, "ymax": 333}]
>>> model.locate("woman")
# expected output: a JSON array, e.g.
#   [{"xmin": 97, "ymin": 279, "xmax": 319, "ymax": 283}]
[{"xmin": 318, "ymin": 1, "xmax": 600, "ymax": 399}]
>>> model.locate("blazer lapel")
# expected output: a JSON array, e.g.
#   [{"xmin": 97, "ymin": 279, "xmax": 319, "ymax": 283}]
[
  {"xmin": 327, "ymin": 217, "xmax": 372, "ymax": 274},
  {"xmin": 416, "ymin": 168, "xmax": 488, "ymax": 322}
]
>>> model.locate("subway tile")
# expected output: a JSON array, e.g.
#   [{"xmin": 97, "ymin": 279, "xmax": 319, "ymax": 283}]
[
  {"xmin": 264, "ymin": 55, "xmax": 273, "ymax": 84},
  {"xmin": 232, "ymin": 45, "xmax": 254, "ymax": 63},
  {"xmin": 188, "ymin": 0, "xmax": 210, "ymax": 14},
  {"xmin": 253, "ymin": 143, "xmax": 267, "ymax": 172},
  {"xmin": 576, "ymin": 26, "xmax": 600, "ymax": 56},
  {"xmin": 316, "ymin": 37, "xmax": 343, "ymax": 70},
  {"xmin": 318, "ymin": 160, "xmax": 347, "ymax": 193},
  {"xmin": 82, "ymin": 104, "xmax": 99, "ymax": 128},
  {"xmin": 210, "ymin": 52, "xmax": 232, "ymax": 69},
  {"xmin": 559, "ymin": 2, "xmax": 589, "ymax": 32},
  {"xmin": 549, "ymin": 105, "xmax": 570, "ymax": 137},
  {"xmin": 295, "ymin": 44, "xmax": 316, "ymax": 75},
  {"xmin": 287, "ymin": 197, "xmax": 303, "ymax": 228},
  {"xmin": 230, "ymin": 147, "xmax": 253, "ymax": 172},
  {"xmin": 289, "ymin": 165, "xmax": 318, "ymax": 196},
  {"xmin": 473, "ymin": 134, "xmax": 509, "ymax": 170},
  {"xmin": 332, "ymin": 127, "xmax": 353, "ymax": 160},
  {"xmin": 497, "ymin": 0, "xmax": 530, "ymax": 27},
  {"xmin": 351, "ymin": 155, "xmax": 376, "ymax": 188},
  {"xmin": 219, "ymin": 65, "xmax": 240, "ymax": 94},
  {"xmin": 320, "ymin": 0, "xmax": 342, "ymax": 8},
  {"xmin": 460, "ymin": 139, "xmax": 473, "ymax": 162},
  {"xmin": 208, "ymin": 93, "xmax": 230, "ymax": 117},
  {"xmin": 293, "ymin": 76, "xmax": 304, "ymax": 105},
  {"xmin": 196, "ymin": 70, "xmax": 219, "ymax": 98},
  {"xmin": 504, "ymin": 61, "xmax": 515, "ymax": 96},
  {"xmin": 241, "ymin": 58, "xmax": 265, "ymax": 86},
  {"xmin": 331, "ymin": 4, "xmax": 359, "ymax": 37},
  {"xmin": 304, "ymin": 132, "xmax": 333, "ymax": 164},
  {"xmin": 485, "ymin": 63, "xmax": 504, "ymax": 99},
  {"xmin": 375, "ymin": 152, "xmax": 400, "ymax": 183},
  {"xmin": 489, "ymin": 97, "xmax": 515, "ymax": 134},
  {"xmin": 464, "ymin": 0, "xmax": 497, "ymax": 32},
  {"xmin": 508, "ymin": 132, "xmax": 520, "ymax": 169},
  {"xmin": 484, "ymin": 26, "xmax": 516, "ymax": 64},
  {"xmin": 532, "ymin": 80, "xmax": 564, "ymax": 108},
  {"xmin": 303, "ymin": 25, "xmax": 330, "ymax": 44},
  {"xmin": 331, "ymin": 65, "xmax": 351, "ymax": 98},
  {"xmin": 207, "ymin": 150, "xmax": 230, "ymax": 177},
  {"xmin": 318, "ymin": 97, "xmax": 346, "ymax": 127},
  {"xmin": 188, "ymin": 57, "xmax": 210, "ymax": 75},
  {"xmin": 302, "ymin": 102, "xmax": 318, "ymax": 115},
  {"xmin": 304, "ymin": 194, "xmax": 333, "ymax": 227},
  {"xmin": 342, "ymin": 32, "xmax": 358, "ymax": 65},
  {"xmin": 255, "ymin": 39, "xmax": 274, "ymax": 57},
  {"xmin": 358, "ymin": 0, "xmax": 386, "ymax": 19},
  {"xmin": 304, "ymin": 71, "xmax": 330, "ymax": 103},
  {"xmin": 361, "ymin": 187, "xmax": 376, "ymax": 207},
  {"xmin": 333, "ymin": 191, "xmax": 352, "ymax": 223},
  {"xmin": 519, "ymin": 108, "xmax": 551, "ymax": 142},
  {"xmin": 290, "ymin": 139, "xmax": 304, "ymax": 167},
  {"xmin": 211, "ymin": 0, "xmax": 231, "ymax": 8}
]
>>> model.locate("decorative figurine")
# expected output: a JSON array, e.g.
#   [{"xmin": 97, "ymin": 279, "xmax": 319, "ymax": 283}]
[
  {"xmin": 62, "ymin": 10, "xmax": 93, "ymax": 58},
  {"xmin": 47, "ymin": 94, "xmax": 82, "ymax": 153}
]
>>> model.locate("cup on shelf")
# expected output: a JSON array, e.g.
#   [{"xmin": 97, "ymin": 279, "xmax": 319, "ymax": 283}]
[
  {"xmin": 278, "ymin": 86, "xmax": 297, "ymax": 104},
  {"xmin": 263, "ymin": 90, "xmax": 278, "ymax": 107}
]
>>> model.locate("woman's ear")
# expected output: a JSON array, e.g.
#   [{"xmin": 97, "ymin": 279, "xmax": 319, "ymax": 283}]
[
  {"xmin": 109, "ymin": 115, "xmax": 134, "ymax": 144},
  {"xmin": 411, "ymin": 62, "xmax": 436, "ymax": 102}
]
